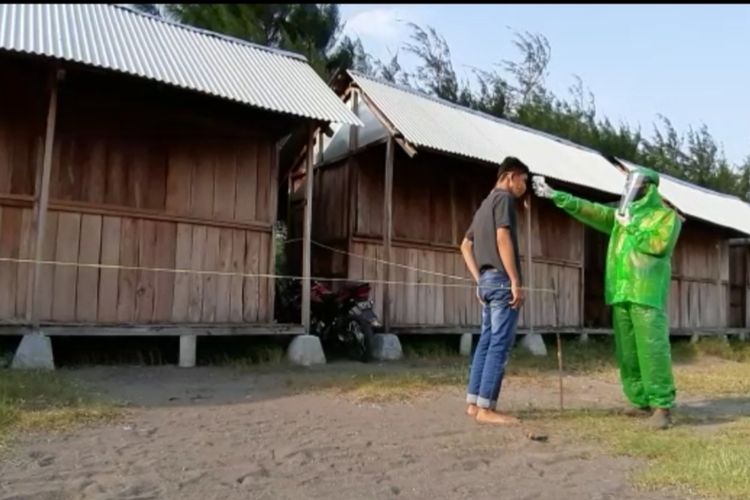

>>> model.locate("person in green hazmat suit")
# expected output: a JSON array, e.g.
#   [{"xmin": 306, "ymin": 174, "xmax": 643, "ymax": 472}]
[{"xmin": 532, "ymin": 167, "xmax": 681, "ymax": 430}]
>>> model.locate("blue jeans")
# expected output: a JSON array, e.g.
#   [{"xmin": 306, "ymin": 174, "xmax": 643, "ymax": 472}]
[{"xmin": 466, "ymin": 269, "xmax": 520, "ymax": 410}]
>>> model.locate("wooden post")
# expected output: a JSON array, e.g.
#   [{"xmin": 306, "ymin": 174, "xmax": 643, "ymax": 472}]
[
  {"xmin": 449, "ymin": 175, "xmax": 457, "ymax": 245},
  {"xmin": 301, "ymin": 124, "xmax": 315, "ymax": 333},
  {"xmin": 268, "ymin": 141, "xmax": 281, "ymax": 321},
  {"xmin": 580, "ymin": 227, "xmax": 586, "ymax": 329},
  {"xmin": 526, "ymin": 194, "xmax": 534, "ymax": 332},
  {"xmin": 349, "ymin": 90, "xmax": 359, "ymax": 152},
  {"xmin": 383, "ymin": 137, "xmax": 395, "ymax": 332},
  {"xmin": 717, "ymin": 243, "xmax": 725, "ymax": 328},
  {"xmin": 27, "ymin": 69, "xmax": 63, "ymax": 328}
]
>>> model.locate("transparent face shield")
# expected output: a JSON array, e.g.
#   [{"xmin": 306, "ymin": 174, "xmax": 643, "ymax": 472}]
[{"xmin": 617, "ymin": 171, "xmax": 647, "ymax": 217}]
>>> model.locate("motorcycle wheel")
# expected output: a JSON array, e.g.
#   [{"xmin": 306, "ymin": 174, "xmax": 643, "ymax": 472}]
[{"xmin": 348, "ymin": 318, "xmax": 374, "ymax": 362}]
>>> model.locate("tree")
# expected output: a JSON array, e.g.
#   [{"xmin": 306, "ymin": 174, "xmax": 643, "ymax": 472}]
[
  {"xmin": 736, "ymin": 157, "xmax": 750, "ymax": 201},
  {"xmin": 167, "ymin": 4, "xmax": 292, "ymax": 46},
  {"xmin": 130, "ymin": 4, "xmax": 162, "ymax": 17},
  {"xmin": 327, "ymin": 36, "xmax": 373, "ymax": 76},
  {"xmin": 403, "ymin": 23, "xmax": 461, "ymax": 102},
  {"xmin": 502, "ymin": 31, "xmax": 551, "ymax": 110},
  {"xmin": 469, "ymin": 67, "xmax": 509, "ymax": 118},
  {"xmin": 167, "ymin": 4, "xmax": 362, "ymax": 78}
]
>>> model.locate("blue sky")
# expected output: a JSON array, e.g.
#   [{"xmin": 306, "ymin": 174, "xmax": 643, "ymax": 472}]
[{"xmin": 339, "ymin": 4, "xmax": 750, "ymax": 166}]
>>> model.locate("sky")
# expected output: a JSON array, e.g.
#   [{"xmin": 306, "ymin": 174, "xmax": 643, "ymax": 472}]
[{"xmin": 339, "ymin": 4, "xmax": 750, "ymax": 166}]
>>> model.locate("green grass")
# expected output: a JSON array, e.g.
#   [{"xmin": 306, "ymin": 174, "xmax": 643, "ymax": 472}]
[
  {"xmin": 0, "ymin": 370, "xmax": 119, "ymax": 448},
  {"xmin": 523, "ymin": 409, "xmax": 750, "ymax": 500},
  {"xmin": 328, "ymin": 366, "xmax": 466, "ymax": 403},
  {"xmin": 332, "ymin": 335, "xmax": 750, "ymax": 405}
]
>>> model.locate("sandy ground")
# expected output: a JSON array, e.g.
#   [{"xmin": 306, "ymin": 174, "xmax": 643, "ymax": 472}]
[{"xmin": 0, "ymin": 362, "xmax": 704, "ymax": 500}]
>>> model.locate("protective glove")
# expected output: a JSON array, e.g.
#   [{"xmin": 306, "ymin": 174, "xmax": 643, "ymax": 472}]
[
  {"xmin": 532, "ymin": 175, "xmax": 553, "ymax": 199},
  {"xmin": 615, "ymin": 211, "xmax": 631, "ymax": 226}
]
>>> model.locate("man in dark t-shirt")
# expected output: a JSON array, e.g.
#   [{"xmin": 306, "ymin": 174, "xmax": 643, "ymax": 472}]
[{"xmin": 461, "ymin": 156, "xmax": 529, "ymax": 426}]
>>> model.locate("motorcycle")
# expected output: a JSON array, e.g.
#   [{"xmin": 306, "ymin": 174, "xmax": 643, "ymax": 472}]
[{"xmin": 279, "ymin": 280, "xmax": 382, "ymax": 362}]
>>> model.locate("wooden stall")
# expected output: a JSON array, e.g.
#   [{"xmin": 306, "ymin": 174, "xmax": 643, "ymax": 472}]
[
  {"xmin": 0, "ymin": 52, "xmax": 307, "ymax": 335},
  {"xmin": 284, "ymin": 70, "xmax": 750, "ymax": 337},
  {"xmin": 285, "ymin": 115, "xmax": 618, "ymax": 335}
]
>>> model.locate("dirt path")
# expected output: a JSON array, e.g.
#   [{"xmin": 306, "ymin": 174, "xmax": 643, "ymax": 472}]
[{"xmin": 0, "ymin": 364, "xmax": 693, "ymax": 500}]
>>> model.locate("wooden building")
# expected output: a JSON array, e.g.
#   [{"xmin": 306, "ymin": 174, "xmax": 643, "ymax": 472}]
[
  {"xmin": 287, "ymin": 71, "xmax": 750, "ymax": 336},
  {"xmin": 287, "ymin": 71, "xmax": 625, "ymax": 335},
  {"xmin": 0, "ymin": 4, "xmax": 359, "ymax": 353}
]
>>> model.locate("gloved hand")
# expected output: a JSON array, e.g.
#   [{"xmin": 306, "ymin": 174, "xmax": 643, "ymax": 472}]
[
  {"xmin": 615, "ymin": 211, "xmax": 631, "ymax": 226},
  {"xmin": 532, "ymin": 175, "xmax": 553, "ymax": 199}
]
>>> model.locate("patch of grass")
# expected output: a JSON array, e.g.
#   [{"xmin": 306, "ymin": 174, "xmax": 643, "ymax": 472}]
[
  {"xmin": 528, "ymin": 408, "xmax": 750, "ymax": 499},
  {"xmin": 198, "ymin": 337, "xmax": 286, "ymax": 367},
  {"xmin": 509, "ymin": 336, "xmax": 616, "ymax": 376},
  {"xmin": 674, "ymin": 361, "xmax": 750, "ymax": 395},
  {"xmin": 319, "ymin": 335, "xmax": 750, "ymax": 405},
  {"xmin": 327, "ymin": 365, "xmax": 466, "ymax": 403},
  {"xmin": 0, "ymin": 370, "xmax": 119, "ymax": 448},
  {"xmin": 673, "ymin": 337, "xmax": 750, "ymax": 363}
]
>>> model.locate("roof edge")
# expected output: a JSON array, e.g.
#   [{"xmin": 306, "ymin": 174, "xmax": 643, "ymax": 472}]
[{"xmin": 347, "ymin": 69, "xmax": 605, "ymax": 158}]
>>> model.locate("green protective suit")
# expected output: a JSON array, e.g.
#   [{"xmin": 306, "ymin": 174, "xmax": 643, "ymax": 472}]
[{"xmin": 550, "ymin": 168, "xmax": 682, "ymax": 409}]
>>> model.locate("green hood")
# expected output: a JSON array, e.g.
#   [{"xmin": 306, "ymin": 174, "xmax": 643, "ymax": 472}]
[
  {"xmin": 633, "ymin": 166, "xmax": 660, "ymax": 187},
  {"xmin": 630, "ymin": 184, "xmax": 663, "ymax": 214}
]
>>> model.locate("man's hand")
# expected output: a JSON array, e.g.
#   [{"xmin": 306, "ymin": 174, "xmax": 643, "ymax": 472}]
[
  {"xmin": 476, "ymin": 287, "xmax": 485, "ymax": 305},
  {"xmin": 532, "ymin": 175, "xmax": 553, "ymax": 199},
  {"xmin": 510, "ymin": 281, "xmax": 525, "ymax": 309}
]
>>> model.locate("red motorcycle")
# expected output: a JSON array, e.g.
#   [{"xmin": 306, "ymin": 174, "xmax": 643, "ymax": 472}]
[{"xmin": 279, "ymin": 280, "xmax": 381, "ymax": 362}]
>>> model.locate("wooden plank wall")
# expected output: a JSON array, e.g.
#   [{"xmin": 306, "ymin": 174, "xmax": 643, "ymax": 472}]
[
  {"xmin": 348, "ymin": 240, "xmax": 480, "ymax": 327},
  {"xmin": 0, "ymin": 56, "xmax": 279, "ymax": 325},
  {"xmin": 313, "ymin": 161, "xmax": 350, "ymax": 243},
  {"xmin": 729, "ymin": 245, "xmax": 748, "ymax": 328},
  {"xmin": 309, "ymin": 160, "xmax": 350, "ymax": 279},
  {"xmin": 16, "ymin": 211, "xmax": 272, "ymax": 324},
  {"xmin": 348, "ymin": 238, "xmax": 581, "ymax": 328},
  {"xmin": 669, "ymin": 227, "xmax": 729, "ymax": 329}
]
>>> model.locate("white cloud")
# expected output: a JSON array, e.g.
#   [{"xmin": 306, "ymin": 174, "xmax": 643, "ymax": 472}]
[{"xmin": 342, "ymin": 8, "xmax": 406, "ymax": 43}]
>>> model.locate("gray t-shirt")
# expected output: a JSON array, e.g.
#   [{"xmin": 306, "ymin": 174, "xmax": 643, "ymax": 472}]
[{"xmin": 465, "ymin": 188, "xmax": 522, "ymax": 281}]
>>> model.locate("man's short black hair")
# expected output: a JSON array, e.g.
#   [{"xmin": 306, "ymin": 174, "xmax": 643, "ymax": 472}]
[{"xmin": 497, "ymin": 156, "xmax": 531, "ymax": 179}]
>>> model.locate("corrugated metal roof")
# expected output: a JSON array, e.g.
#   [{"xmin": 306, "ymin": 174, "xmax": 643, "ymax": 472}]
[
  {"xmin": 618, "ymin": 159, "xmax": 750, "ymax": 235},
  {"xmin": 348, "ymin": 72, "xmax": 750, "ymax": 235},
  {"xmin": 0, "ymin": 4, "xmax": 362, "ymax": 126},
  {"xmin": 349, "ymin": 71, "xmax": 624, "ymax": 195}
]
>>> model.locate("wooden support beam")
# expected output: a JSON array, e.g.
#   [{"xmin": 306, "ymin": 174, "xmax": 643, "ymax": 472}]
[
  {"xmin": 301, "ymin": 124, "xmax": 315, "ymax": 333},
  {"xmin": 526, "ymin": 195, "xmax": 534, "ymax": 332},
  {"xmin": 449, "ymin": 175, "xmax": 457, "ymax": 245},
  {"xmin": 268, "ymin": 141, "xmax": 281, "ymax": 321},
  {"xmin": 0, "ymin": 324, "xmax": 306, "ymax": 337},
  {"xmin": 718, "ymin": 242, "xmax": 725, "ymax": 327},
  {"xmin": 356, "ymin": 88, "xmax": 418, "ymax": 158},
  {"xmin": 27, "ymin": 68, "xmax": 63, "ymax": 327},
  {"xmin": 580, "ymin": 226, "xmax": 586, "ymax": 329},
  {"xmin": 349, "ymin": 89, "xmax": 359, "ymax": 152},
  {"xmin": 383, "ymin": 137, "xmax": 395, "ymax": 331}
]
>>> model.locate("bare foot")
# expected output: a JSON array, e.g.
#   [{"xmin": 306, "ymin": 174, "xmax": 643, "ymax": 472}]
[
  {"xmin": 466, "ymin": 404, "xmax": 478, "ymax": 417},
  {"xmin": 475, "ymin": 409, "xmax": 520, "ymax": 426}
]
